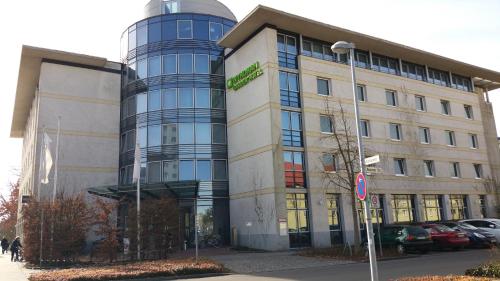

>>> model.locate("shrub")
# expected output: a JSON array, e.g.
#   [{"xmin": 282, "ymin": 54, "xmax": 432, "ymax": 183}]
[{"xmin": 465, "ymin": 261, "xmax": 500, "ymax": 278}]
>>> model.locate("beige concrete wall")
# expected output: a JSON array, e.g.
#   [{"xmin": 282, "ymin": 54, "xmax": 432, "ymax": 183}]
[{"xmin": 226, "ymin": 27, "xmax": 289, "ymax": 250}]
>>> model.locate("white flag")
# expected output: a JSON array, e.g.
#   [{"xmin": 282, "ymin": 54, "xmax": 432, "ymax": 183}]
[
  {"xmin": 132, "ymin": 130, "xmax": 141, "ymax": 183},
  {"xmin": 41, "ymin": 132, "xmax": 53, "ymax": 184}
]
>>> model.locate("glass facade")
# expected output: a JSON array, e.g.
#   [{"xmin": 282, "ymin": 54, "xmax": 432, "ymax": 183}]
[{"xmin": 120, "ymin": 11, "xmax": 236, "ymax": 247}]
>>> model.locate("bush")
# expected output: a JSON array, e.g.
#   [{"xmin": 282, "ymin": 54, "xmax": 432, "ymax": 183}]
[
  {"xmin": 465, "ymin": 261, "xmax": 500, "ymax": 278},
  {"xmin": 28, "ymin": 258, "xmax": 225, "ymax": 281}
]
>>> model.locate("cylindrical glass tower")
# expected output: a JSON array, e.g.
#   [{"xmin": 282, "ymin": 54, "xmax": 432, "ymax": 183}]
[{"xmin": 119, "ymin": 0, "xmax": 236, "ymax": 246}]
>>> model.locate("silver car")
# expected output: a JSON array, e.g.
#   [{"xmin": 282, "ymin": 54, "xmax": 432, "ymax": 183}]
[{"xmin": 460, "ymin": 218, "xmax": 500, "ymax": 244}]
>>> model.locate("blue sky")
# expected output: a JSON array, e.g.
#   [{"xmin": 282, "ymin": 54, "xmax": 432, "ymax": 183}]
[{"xmin": 0, "ymin": 0, "xmax": 499, "ymax": 195}]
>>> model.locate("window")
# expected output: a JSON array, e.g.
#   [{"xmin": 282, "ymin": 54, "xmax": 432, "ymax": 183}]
[
  {"xmin": 419, "ymin": 127, "xmax": 431, "ymax": 144},
  {"xmin": 479, "ymin": 195, "xmax": 487, "ymax": 218},
  {"xmin": 137, "ymin": 59, "xmax": 147, "ymax": 80},
  {"xmin": 441, "ymin": 100, "xmax": 451, "ymax": 115},
  {"xmin": 452, "ymin": 74, "xmax": 472, "ymax": 92},
  {"xmin": 162, "ymin": 124, "xmax": 177, "ymax": 145},
  {"xmin": 148, "ymin": 125, "xmax": 161, "ymax": 147},
  {"xmin": 195, "ymin": 123, "xmax": 211, "ymax": 144},
  {"xmin": 280, "ymin": 71, "xmax": 300, "ymax": 107},
  {"xmin": 385, "ymin": 90, "xmax": 398, "ymax": 106},
  {"xmin": 213, "ymin": 160, "xmax": 227, "ymax": 180},
  {"xmin": 136, "ymin": 24, "xmax": 148, "ymax": 47},
  {"xmin": 287, "ymin": 193, "xmax": 311, "ymax": 248},
  {"xmin": 148, "ymin": 90, "xmax": 161, "ymax": 111},
  {"xmin": 302, "ymin": 39, "xmax": 336, "ymax": 62},
  {"xmin": 212, "ymin": 124, "xmax": 226, "ymax": 144},
  {"xmin": 195, "ymin": 88, "xmax": 210, "ymax": 108},
  {"xmin": 164, "ymin": 0, "xmax": 179, "ymax": 14},
  {"xmin": 211, "ymin": 89, "xmax": 225, "ymax": 109},
  {"xmin": 355, "ymin": 50, "xmax": 369, "ymax": 68},
  {"xmin": 357, "ymin": 85, "xmax": 367, "ymax": 102},
  {"xmin": 128, "ymin": 28, "xmax": 136, "ymax": 51},
  {"xmin": 138, "ymin": 127, "xmax": 147, "ymax": 148},
  {"xmin": 126, "ymin": 130, "xmax": 135, "ymax": 151},
  {"xmin": 281, "ymin": 111, "xmax": 303, "ymax": 147},
  {"xmin": 424, "ymin": 160, "xmax": 435, "ymax": 177},
  {"xmin": 402, "ymin": 61, "xmax": 426, "ymax": 81},
  {"xmin": 423, "ymin": 195, "xmax": 443, "ymax": 222},
  {"xmin": 390, "ymin": 123, "xmax": 402, "ymax": 140},
  {"xmin": 464, "ymin": 105, "xmax": 474, "ymax": 119},
  {"xmin": 326, "ymin": 194, "xmax": 343, "ymax": 245},
  {"xmin": 194, "ymin": 54, "xmax": 209, "ymax": 74},
  {"xmin": 451, "ymin": 162, "xmax": 461, "ymax": 178},
  {"xmin": 473, "ymin": 164, "xmax": 483, "ymax": 179},
  {"xmin": 178, "ymin": 88, "xmax": 193, "ymax": 108},
  {"xmin": 428, "ymin": 68, "xmax": 450, "ymax": 87},
  {"xmin": 136, "ymin": 93, "xmax": 147, "ymax": 114},
  {"xmin": 177, "ymin": 20, "xmax": 193, "ymax": 39},
  {"xmin": 196, "ymin": 160, "xmax": 212, "ymax": 181},
  {"xmin": 148, "ymin": 22, "xmax": 162, "ymax": 43},
  {"xmin": 163, "ymin": 88, "xmax": 177, "ymax": 109},
  {"xmin": 148, "ymin": 56, "xmax": 161, "ymax": 77},
  {"xmin": 209, "ymin": 22, "xmax": 223, "ymax": 41},
  {"xmin": 357, "ymin": 195, "xmax": 384, "ymax": 232},
  {"xmin": 320, "ymin": 115, "xmax": 333, "ymax": 133},
  {"xmin": 317, "ymin": 78, "xmax": 330, "ymax": 96},
  {"xmin": 284, "ymin": 151, "xmax": 306, "ymax": 188},
  {"xmin": 394, "ymin": 158, "xmax": 407, "ymax": 176},
  {"xmin": 371, "ymin": 54, "xmax": 399, "ymax": 75},
  {"xmin": 163, "ymin": 54, "xmax": 177, "ymax": 74},
  {"xmin": 445, "ymin": 130, "xmax": 456, "ymax": 146},
  {"xmin": 277, "ymin": 34, "xmax": 298, "ymax": 69},
  {"xmin": 322, "ymin": 154, "xmax": 336, "ymax": 172},
  {"xmin": 450, "ymin": 195, "xmax": 468, "ymax": 220},
  {"xmin": 163, "ymin": 160, "xmax": 178, "ymax": 182},
  {"xmin": 210, "ymin": 55, "xmax": 224, "ymax": 75},
  {"xmin": 178, "ymin": 54, "xmax": 193, "ymax": 74},
  {"xmin": 360, "ymin": 120, "xmax": 370, "ymax": 137},
  {"xmin": 147, "ymin": 162, "xmax": 162, "ymax": 183},
  {"xmin": 179, "ymin": 123, "xmax": 194, "ymax": 144},
  {"xmin": 391, "ymin": 195, "xmax": 415, "ymax": 223},
  {"xmin": 302, "ymin": 40, "xmax": 312, "ymax": 57},
  {"xmin": 469, "ymin": 134, "xmax": 478, "ymax": 149},
  {"xmin": 415, "ymin": 95, "xmax": 427, "ymax": 111},
  {"xmin": 179, "ymin": 160, "xmax": 194, "ymax": 180}
]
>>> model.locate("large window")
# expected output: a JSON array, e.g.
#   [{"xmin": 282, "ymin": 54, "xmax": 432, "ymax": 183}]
[
  {"xmin": 390, "ymin": 123, "xmax": 402, "ymax": 141},
  {"xmin": 147, "ymin": 162, "xmax": 162, "ymax": 183},
  {"xmin": 179, "ymin": 54, "xmax": 193, "ymax": 74},
  {"xmin": 136, "ymin": 93, "xmax": 147, "ymax": 114},
  {"xmin": 326, "ymin": 194, "xmax": 343, "ymax": 245},
  {"xmin": 213, "ymin": 160, "xmax": 227, "ymax": 180},
  {"xmin": 371, "ymin": 54, "xmax": 399, "ymax": 75},
  {"xmin": 177, "ymin": 20, "xmax": 193, "ymax": 39},
  {"xmin": 317, "ymin": 78, "xmax": 330, "ymax": 96},
  {"xmin": 163, "ymin": 161, "xmax": 178, "ymax": 182},
  {"xmin": 284, "ymin": 151, "xmax": 306, "ymax": 188},
  {"xmin": 162, "ymin": 124, "xmax": 177, "ymax": 145},
  {"xmin": 163, "ymin": 89, "xmax": 177, "ymax": 109},
  {"xmin": 164, "ymin": 0, "xmax": 179, "ymax": 14},
  {"xmin": 210, "ymin": 55, "xmax": 224, "ymax": 75},
  {"xmin": 423, "ymin": 195, "xmax": 443, "ymax": 222},
  {"xmin": 179, "ymin": 160, "xmax": 195, "ymax": 180},
  {"xmin": 137, "ymin": 59, "xmax": 147, "ymax": 80},
  {"xmin": 138, "ymin": 127, "xmax": 147, "ymax": 148},
  {"xmin": 195, "ymin": 123, "xmax": 211, "ymax": 144},
  {"xmin": 355, "ymin": 50, "xmax": 369, "ymax": 68},
  {"xmin": 280, "ymin": 71, "xmax": 300, "ymax": 107},
  {"xmin": 148, "ymin": 90, "xmax": 161, "ymax": 111},
  {"xmin": 212, "ymin": 124, "xmax": 226, "ymax": 144},
  {"xmin": 450, "ymin": 195, "xmax": 468, "ymax": 220},
  {"xmin": 163, "ymin": 54, "xmax": 177, "ymax": 74},
  {"xmin": 452, "ymin": 74, "xmax": 472, "ymax": 92},
  {"xmin": 179, "ymin": 123, "xmax": 194, "ymax": 144},
  {"xmin": 419, "ymin": 127, "xmax": 431, "ymax": 144},
  {"xmin": 148, "ymin": 56, "xmax": 161, "ymax": 77},
  {"xmin": 196, "ymin": 160, "xmax": 212, "ymax": 181},
  {"xmin": 428, "ymin": 68, "xmax": 450, "ymax": 87},
  {"xmin": 148, "ymin": 125, "xmax": 161, "ymax": 147},
  {"xmin": 137, "ymin": 24, "xmax": 148, "ymax": 47},
  {"xmin": 195, "ymin": 88, "xmax": 210, "ymax": 108},
  {"xmin": 287, "ymin": 193, "xmax": 311, "ymax": 248},
  {"xmin": 179, "ymin": 88, "xmax": 194, "ymax": 108},
  {"xmin": 402, "ymin": 61, "xmax": 426, "ymax": 81},
  {"xmin": 282, "ymin": 110, "xmax": 303, "ymax": 147},
  {"xmin": 209, "ymin": 22, "xmax": 223, "ymax": 41},
  {"xmin": 392, "ymin": 195, "xmax": 415, "ymax": 223},
  {"xmin": 278, "ymin": 33, "xmax": 298, "ymax": 69},
  {"xmin": 195, "ymin": 54, "xmax": 209, "ymax": 74},
  {"xmin": 211, "ymin": 89, "xmax": 225, "ymax": 109},
  {"xmin": 302, "ymin": 39, "xmax": 335, "ymax": 62}
]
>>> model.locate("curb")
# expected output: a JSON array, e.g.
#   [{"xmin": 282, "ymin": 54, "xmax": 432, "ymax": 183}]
[{"xmin": 116, "ymin": 272, "xmax": 232, "ymax": 281}]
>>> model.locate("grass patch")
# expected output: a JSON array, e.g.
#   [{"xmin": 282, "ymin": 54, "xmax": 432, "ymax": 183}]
[
  {"xmin": 395, "ymin": 276, "xmax": 493, "ymax": 281},
  {"xmin": 28, "ymin": 258, "xmax": 226, "ymax": 281}
]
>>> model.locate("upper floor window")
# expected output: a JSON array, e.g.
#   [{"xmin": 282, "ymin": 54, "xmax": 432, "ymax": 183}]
[
  {"xmin": 357, "ymin": 84, "xmax": 367, "ymax": 102},
  {"xmin": 210, "ymin": 55, "xmax": 224, "ymax": 75},
  {"xmin": 469, "ymin": 134, "xmax": 478, "ymax": 149},
  {"xmin": 179, "ymin": 54, "xmax": 193, "ymax": 74},
  {"xmin": 280, "ymin": 71, "xmax": 300, "ymax": 107},
  {"xmin": 401, "ymin": 61, "xmax": 426, "ymax": 81},
  {"xmin": 452, "ymin": 74, "xmax": 472, "ymax": 92},
  {"xmin": 441, "ymin": 100, "xmax": 451, "ymax": 115},
  {"xmin": 209, "ymin": 22, "xmax": 223, "ymax": 41},
  {"xmin": 282, "ymin": 110, "xmax": 303, "ymax": 147},
  {"xmin": 445, "ymin": 130, "xmax": 456, "ymax": 146},
  {"xmin": 415, "ymin": 95, "xmax": 427, "ymax": 112},
  {"xmin": 195, "ymin": 54, "xmax": 209, "ymax": 74},
  {"xmin": 371, "ymin": 54, "xmax": 399, "ymax": 75},
  {"xmin": 385, "ymin": 90, "xmax": 398, "ymax": 107},
  {"xmin": 394, "ymin": 158, "xmax": 407, "ymax": 176},
  {"xmin": 320, "ymin": 115, "xmax": 333, "ymax": 133},
  {"xmin": 322, "ymin": 154, "xmax": 337, "ymax": 172},
  {"xmin": 360, "ymin": 120, "xmax": 370, "ymax": 137},
  {"xmin": 317, "ymin": 78, "xmax": 330, "ymax": 96},
  {"xmin": 303, "ymin": 39, "xmax": 334, "ymax": 61},
  {"xmin": 424, "ymin": 160, "xmax": 435, "ymax": 177},
  {"xmin": 177, "ymin": 20, "xmax": 193, "ymax": 39},
  {"xmin": 428, "ymin": 68, "xmax": 450, "ymax": 87},
  {"xmin": 473, "ymin": 164, "xmax": 483, "ymax": 179},
  {"xmin": 278, "ymin": 33, "xmax": 298, "ymax": 69},
  {"xmin": 419, "ymin": 127, "xmax": 431, "ymax": 144},
  {"xmin": 284, "ymin": 151, "xmax": 306, "ymax": 188},
  {"xmin": 148, "ymin": 56, "xmax": 161, "ymax": 77},
  {"xmin": 464, "ymin": 105, "xmax": 474, "ymax": 119},
  {"xmin": 163, "ymin": 54, "xmax": 177, "ymax": 74},
  {"xmin": 164, "ymin": 0, "xmax": 179, "ymax": 14},
  {"xmin": 390, "ymin": 123, "xmax": 402, "ymax": 141},
  {"xmin": 450, "ymin": 162, "xmax": 461, "ymax": 178},
  {"xmin": 355, "ymin": 50, "xmax": 370, "ymax": 68}
]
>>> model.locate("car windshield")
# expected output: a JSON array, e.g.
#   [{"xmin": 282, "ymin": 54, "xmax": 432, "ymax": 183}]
[
  {"xmin": 459, "ymin": 223, "xmax": 477, "ymax": 230},
  {"xmin": 407, "ymin": 226, "xmax": 427, "ymax": 235},
  {"xmin": 433, "ymin": 224, "xmax": 454, "ymax": 232}
]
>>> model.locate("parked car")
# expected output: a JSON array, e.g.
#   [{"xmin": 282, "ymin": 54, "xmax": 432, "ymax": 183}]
[
  {"xmin": 365, "ymin": 224, "xmax": 433, "ymax": 254},
  {"xmin": 441, "ymin": 221, "xmax": 496, "ymax": 248},
  {"xmin": 460, "ymin": 219, "xmax": 500, "ymax": 244},
  {"xmin": 416, "ymin": 223, "xmax": 469, "ymax": 250}
]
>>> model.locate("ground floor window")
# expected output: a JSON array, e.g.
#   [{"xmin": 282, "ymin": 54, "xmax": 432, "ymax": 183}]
[
  {"xmin": 287, "ymin": 193, "xmax": 311, "ymax": 248},
  {"xmin": 391, "ymin": 194, "xmax": 416, "ymax": 223},
  {"xmin": 479, "ymin": 195, "xmax": 487, "ymax": 218},
  {"xmin": 423, "ymin": 195, "xmax": 443, "ymax": 222},
  {"xmin": 450, "ymin": 194, "xmax": 469, "ymax": 220},
  {"xmin": 326, "ymin": 194, "xmax": 343, "ymax": 245},
  {"xmin": 357, "ymin": 195, "xmax": 384, "ymax": 241}
]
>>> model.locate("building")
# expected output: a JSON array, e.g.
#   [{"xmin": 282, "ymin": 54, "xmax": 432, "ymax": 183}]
[{"xmin": 11, "ymin": 1, "xmax": 500, "ymax": 251}]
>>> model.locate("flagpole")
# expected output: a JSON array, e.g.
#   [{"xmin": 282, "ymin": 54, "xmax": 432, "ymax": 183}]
[
  {"xmin": 53, "ymin": 117, "xmax": 61, "ymax": 203},
  {"xmin": 137, "ymin": 177, "xmax": 141, "ymax": 261},
  {"xmin": 37, "ymin": 127, "xmax": 46, "ymax": 201}
]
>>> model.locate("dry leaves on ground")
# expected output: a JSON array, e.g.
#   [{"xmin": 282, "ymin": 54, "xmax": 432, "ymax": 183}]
[{"xmin": 396, "ymin": 275, "xmax": 495, "ymax": 281}]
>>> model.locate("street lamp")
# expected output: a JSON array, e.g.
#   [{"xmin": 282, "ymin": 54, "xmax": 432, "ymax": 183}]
[{"xmin": 331, "ymin": 41, "xmax": 379, "ymax": 281}]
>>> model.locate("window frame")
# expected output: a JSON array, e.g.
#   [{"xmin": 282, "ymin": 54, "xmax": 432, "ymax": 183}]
[
  {"xmin": 209, "ymin": 22, "xmax": 224, "ymax": 41},
  {"xmin": 441, "ymin": 100, "xmax": 451, "ymax": 115},
  {"xmin": 389, "ymin": 123, "xmax": 402, "ymax": 141},
  {"xmin": 451, "ymin": 162, "xmax": 461, "ymax": 178},
  {"xmin": 385, "ymin": 90, "xmax": 398, "ymax": 107},
  {"xmin": 394, "ymin": 158, "xmax": 407, "ymax": 176},
  {"xmin": 445, "ymin": 130, "xmax": 456, "ymax": 147},
  {"xmin": 320, "ymin": 115, "xmax": 334, "ymax": 134},
  {"xmin": 415, "ymin": 95, "xmax": 427, "ymax": 112},
  {"xmin": 464, "ymin": 105, "xmax": 474, "ymax": 120},
  {"xmin": 177, "ymin": 20, "xmax": 193, "ymax": 39},
  {"xmin": 419, "ymin": 127, "xmax": 431, "ymax": 144},
  {"xmin": 317, "ymin": 77, "xmax": 330, "ymax": 96},
  {"xmin": 357, "ymin": 84, "xmax": 367, "ymax": 102},
  {"xmin": 469, "ymin": 133, "xmax": 478, "ymax": 149},
  {"xmin": 473, "ymin": 164, "xmax": 483, "ymax": 179},
  {"xmin": 360, "ymin": 119, "xmax": 370, "ymax": 138},
  {"xmin": 322, "ymin": 153, "xmax": 337, "ymax": 173},
  {"xmin": 423, "ymin": 160, "xmax": 435, "ymax": 177}
]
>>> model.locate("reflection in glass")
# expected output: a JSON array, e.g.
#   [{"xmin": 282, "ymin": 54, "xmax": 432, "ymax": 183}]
[
  {"xmin": 148, "ymin": 56, "xmax": 161, "ymax": 77},
  {"xmin": 195, "ymin": 123, "xmax": 211, "ymax": 144},
  {"xmin": 137, "ymin": 24, "xmax": 148, "ymax": 47},
  {"xmin": 162, "ymin": 124, "xmax": 177, "ymax": 145},
  {"xmin": 197, "ymin": 160, "xmax": 212, "ymax": 181},
  {"xmin": 209, "ymin": 22, "xmax": 223, "ymax": 41},
  {"xmin": 138, "ymin": 127, "xmax": 147, "ymax": 148},
  {"xmin": 213, "ymin": 160, "xmax": 227, "ymax": 180},
  {"xmin": 136, "ymin": 93, "xmax": 147, "ymax": 114},
  {"xmin": 210, "ymin": 56, "xmax": 224, "ymax": 75},
  {"xmin": 179, "ymin": 123, "xmax": 194, "ymax": 144},
  {"xmin": 195, "ymin": 54, "xmax": 209, "ymax": 74},
  {"xmin": 179, "ymin": 54, "xmax": 193, "ymax": 74},
  {"xmin": 128, "ymin": 27, "xmax": 136, "ymax": 51},
  {"xmin": 163, "ymin": 89, "xmax": 177, "ymax": 109},
  {"xmin": 212, "ymin": 124, "xmax": 226, "ymax": 144},
  {"xmin": 163, "ymin": 161, "xmax": 178, "ymax": 182},
  {"xmin": 148, "ymin": 90, "xmax": 161, "ymax": 111},
  {"xmin": 177, "ymin": 20, "xmax": 193, "ymax": 39},
  {"xmin": 137, "ymin": 59, "xmax": 147, "ymax": 80},
  {"xmin": 163, "ymin": 54, "xmax": 177, "ymax": 74},
  {"xmin": 148, "ymin": 22, "xmax": 161, "ymax": 43},
  {"xmin": 195, "ymin": 88, "xmax": 210, "ymax": 108},
  {"xmin": 148, "ymin": 125, "xmax": 161, "ymax": 147},
  {"xmin": 148, "ymin": 162, "xmax": 162, "ymax": 183},
  {"xmin": 179, "ymin": 160, "xmax": 194, "ymax": 180},
  {"xmin": 179, "ymin": 88, "xmax": 193, "ymax": 108},
  {"xmin": 211, "ymin": 89, "xmax": 225, "ymax": 109}
]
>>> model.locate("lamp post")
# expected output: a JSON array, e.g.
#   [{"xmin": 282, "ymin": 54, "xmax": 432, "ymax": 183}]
[{"xmin": 331, "ymin": 41, "xmax": 379, "ymax": 281}]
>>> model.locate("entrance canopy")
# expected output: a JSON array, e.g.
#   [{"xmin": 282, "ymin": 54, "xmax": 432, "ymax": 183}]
[{"xmin": 88, "ymin": 181, "xmax": 200, "ymax": 201}]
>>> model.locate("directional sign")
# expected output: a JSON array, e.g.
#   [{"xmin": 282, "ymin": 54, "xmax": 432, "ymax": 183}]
[
  {"xmin": 356, "ymin": 172, "xmax": 367, "ymax": 201},
  {"xmin": 364, "ymin": 155, "xmax": 380, "ymax": 166}
]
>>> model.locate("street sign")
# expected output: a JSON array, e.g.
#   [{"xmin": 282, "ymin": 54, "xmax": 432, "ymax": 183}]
[
  {"xmin": 356, "ymin": 172, "xmax": 367, "ymax": 201},
  {"xmin": 366, "ymin": 167, "xmax": 383, "ymax": 175},
  {"xmin": 364, "ymin": 155, "xmax": 380, "ymax": 166},
  {"xmin": 370, "ymin": 194, "xmax": 380, "ymax": 209}
]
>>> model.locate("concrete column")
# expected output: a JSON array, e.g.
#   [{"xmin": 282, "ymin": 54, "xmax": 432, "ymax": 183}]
[
  {"xmin": 465, "ymin": 195, "xmax": 475, "ymax": 219},
  {"xmin": 414, "ymin": 194, "xmax": 425, "ymax": 222},
  {"xmin": 442, "ymin": 195, "xmax": 452, "ymax": 220},
  {"xmin": 309, "ymin": 191, "xmax": 331, "ymax": 248},
  {"xmin": 486, "ymin": 194, "xmax": 497, "ymax": 218},
  {"xmin": 383, "ymin": 194, "xmax": 394, "ymax": 224},
  {"xmin": 341, "ymin": 193, "xmax": 356, "ymax": 245}
]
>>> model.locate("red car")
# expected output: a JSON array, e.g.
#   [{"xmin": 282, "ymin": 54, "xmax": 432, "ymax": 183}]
[{"xmin": 420, "ymin": 223, "xmax": 470, "ymax": 250}]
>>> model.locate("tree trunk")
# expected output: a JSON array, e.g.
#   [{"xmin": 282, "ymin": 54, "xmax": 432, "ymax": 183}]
[{"xmin": 350, "ymin": 190, "xmax": 361, "ymax": 253}]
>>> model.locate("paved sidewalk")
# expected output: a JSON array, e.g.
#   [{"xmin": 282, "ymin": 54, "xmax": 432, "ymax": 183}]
[{"xmin": 0, "ymin": 252, "xmax": 36, "ymax": 281}]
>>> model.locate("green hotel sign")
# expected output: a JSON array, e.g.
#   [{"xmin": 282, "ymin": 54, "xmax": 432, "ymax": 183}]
[{"xmin": 227, "ymin": 62, "xmax": 264, "ymax": 91}]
